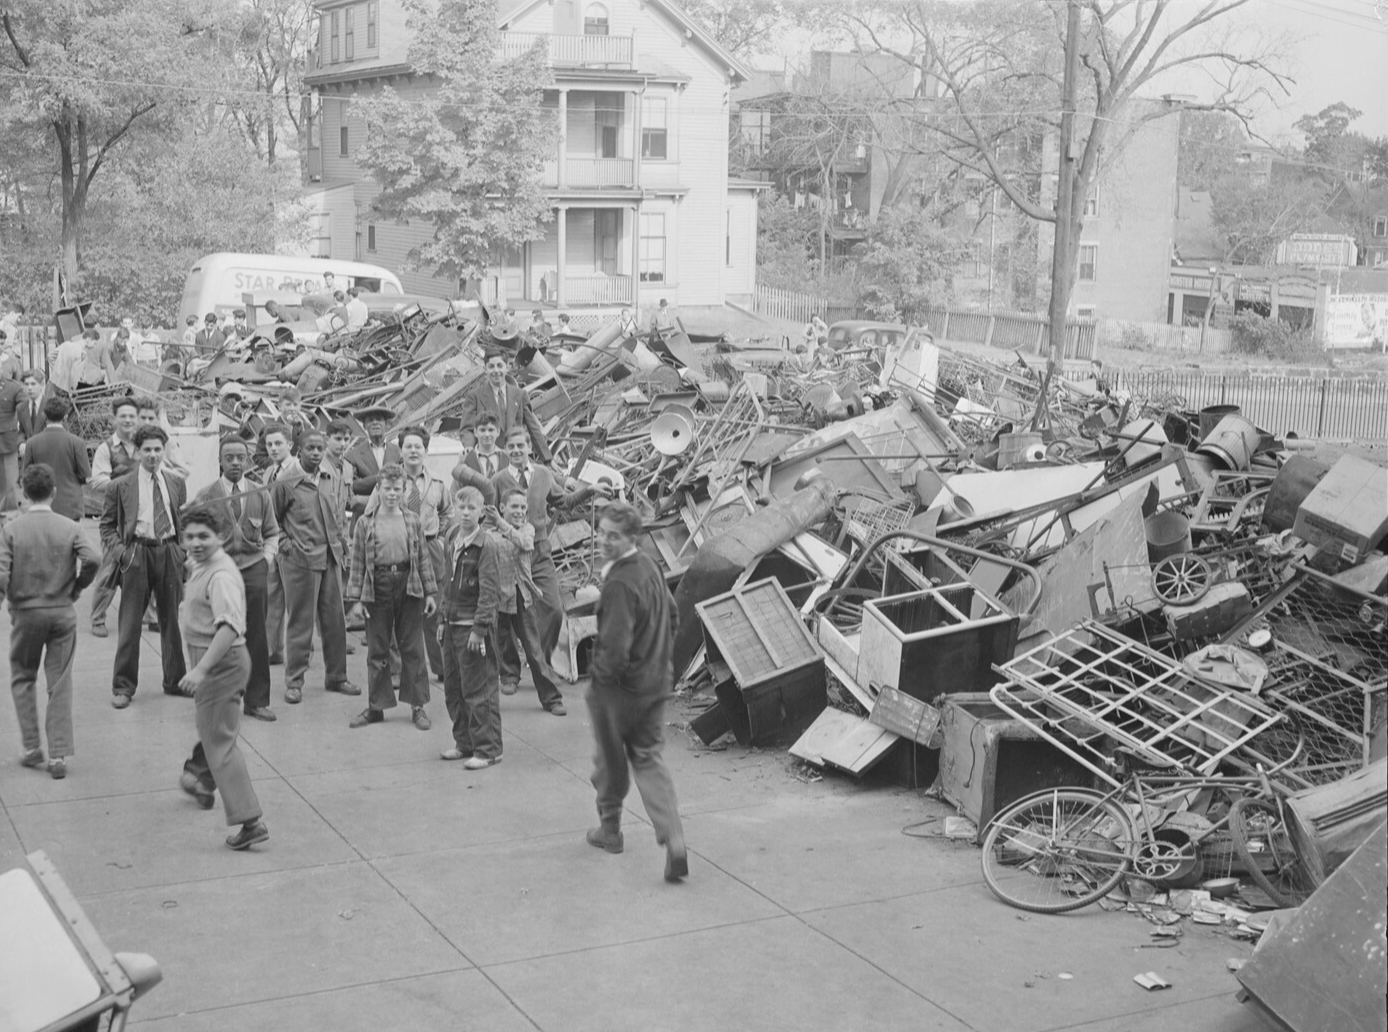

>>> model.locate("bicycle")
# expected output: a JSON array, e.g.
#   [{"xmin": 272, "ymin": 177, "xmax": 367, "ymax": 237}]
[{"xmin": 978, "ymin": 743, "xmax": 1317, "ymax": 914}]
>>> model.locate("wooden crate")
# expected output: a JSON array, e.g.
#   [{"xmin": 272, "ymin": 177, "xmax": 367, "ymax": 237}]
[{"xmin": 698, "ymin": 578, "xmax": 826, "ymax": 747}]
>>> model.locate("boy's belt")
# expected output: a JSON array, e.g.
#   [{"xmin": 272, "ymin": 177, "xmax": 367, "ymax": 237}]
[{"xmin": 374, "ymin": 563, "xmax": 408, "ymax": 573}]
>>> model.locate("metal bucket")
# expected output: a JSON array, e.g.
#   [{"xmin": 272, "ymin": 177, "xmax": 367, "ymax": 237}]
[
  {"xmin": 997, "ymin": 431, "xmax": 1045, "ymax": 469},
  {"xmin": 1197, "ymin": 414, "xmax": 1261, "ymax": 471},
  {"xmin": 1145, "ymin": 510, "xmax": 1192, "ymax": 563},
  {"xmin": 1199, "ymin": 404, "xmax": 1241, "ymax": 438}
]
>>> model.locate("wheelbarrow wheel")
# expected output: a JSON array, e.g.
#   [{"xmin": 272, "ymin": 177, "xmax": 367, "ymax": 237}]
[{"xmin": 1151, "ymin": 553, "xmax": 1212, "ymax": 605}]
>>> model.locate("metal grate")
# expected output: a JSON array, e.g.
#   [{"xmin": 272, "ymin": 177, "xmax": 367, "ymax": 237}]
[{"xmin": 991, "ymin": 621, "xmax": 1285, "ymax": 784}]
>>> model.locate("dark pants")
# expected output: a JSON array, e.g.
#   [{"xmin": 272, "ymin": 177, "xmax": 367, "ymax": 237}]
[
  {"xmin": 280, "ymin": 557, "xmax": 348, "ymax": 692},
  {"xmin": 183, "ymin": 644, "xmax": 261, "ymax": 827},
  {"xmin": 586, "ymin": 686, "xmax": 684, "ymax": 848},
  {"xmin": 366, "ymin": 567, "xmax": 430, "ymax": 712},
  {"xmin": 441, "ymin": 625, "xmax": 501, "ymax": 759},
  {"xmin": 265, "ymin": 559, "xmax": 285, "ymax": 659},
  {"xmin": 1, "ymin": 449, "xmax": 19, "ymax": 513},
  {"xmin": 10, "ymin": 606, "xmax": 77, "ymax": 757},
  {"xmin": 113, "ymin": 541, "xmax": 186, "ymax": 698},
  {"xmin": 240, "ymin": 559, "xmax": 271, "ymax": 712},
  {"xmin": 498, "ymin": 591, "xmax": 564, "ymax": 708},
  {"xmin": 422, "ymin": 538, "xmax": 446, "ymax": 679},
  {"xmin": 532, "ymin": 548, "xmax": 564, "ymax": 659}
]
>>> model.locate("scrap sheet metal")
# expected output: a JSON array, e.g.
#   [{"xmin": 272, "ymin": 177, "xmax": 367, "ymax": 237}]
[{"xmin": 990, "ymin": 621, "xmax": 1284, "ymax": 784}]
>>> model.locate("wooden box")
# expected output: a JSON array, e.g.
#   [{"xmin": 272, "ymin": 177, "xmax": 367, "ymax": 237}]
[
  {"xmin": 937, "ymin": 694, "xmax": 1094, "ymax": 840},
  {"xmin": 1292, "ymin": 455, "xmax": 1388, "ymax": 565},
  {"xmin": 856, "ymin": 585, "xmax": 1018, "ymax": 703},
  {"xmin": 698, "ymin": 578, "xmax": 826, "ymax": 747}
]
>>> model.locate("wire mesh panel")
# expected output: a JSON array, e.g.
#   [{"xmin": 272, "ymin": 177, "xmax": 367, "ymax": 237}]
[{"xmin": 992, "ymin": 621, "xmax": 1285, "ymax": 780}]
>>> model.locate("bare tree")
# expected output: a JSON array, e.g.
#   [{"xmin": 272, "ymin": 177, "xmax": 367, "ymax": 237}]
[{"xmin": 840, "ymin": 0, "xmax": 1292, "ymax": 368}]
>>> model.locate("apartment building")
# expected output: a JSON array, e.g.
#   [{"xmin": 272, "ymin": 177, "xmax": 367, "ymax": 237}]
[{"xmin": 303, "ymin": 0, "xmax": 762, "ymax": 311}]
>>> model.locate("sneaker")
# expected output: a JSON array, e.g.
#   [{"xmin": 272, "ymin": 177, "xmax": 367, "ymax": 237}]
[
  {"xmin": 326, "ymin": 680, "xmax": 361, "ymax": 696},
  {"xmin": 411, "ymin": 707, "xmax": 432, "ymax": 731},
  {"xmin": 500, "ymin": 681, "xmax": 519, "ymax": 696},
  {"xmin": 91, "ymin": 623, "xmax": 109, "ymax": 638},
  {"xmin": 439, "ymin": 747, "xmax": 471, "ymax": 761},
  {"xmin": 586, "ymin": 826, "xmax": 624, "ymax": 854},
  {"xmin": 20, "ymin": 748, "xmax": 44, "ymax": 769},
  {"xmin": 111, "ymin": 695, "xmax": 131, "ymax": 710},
  {"xmin": 244, "ymin": 706, "xmax": 277, "ymax": 722},
  {"xmin": 284, "ymin": 687, "xmax": 302, "ymax": 705},
  {"xmin": 226, "ymin": 820, "xmax": 269, "ymax": 851},
  {"xmin": 349, "ymin": 707, "xmax": 384, "ymax": 728},
  {"xmin": 47, "ymin": 758, "xmax": 67, "ymax": 780},
  {"xmin": 462, "ymin": 755, "xmax": 501, "ymax": 770}
]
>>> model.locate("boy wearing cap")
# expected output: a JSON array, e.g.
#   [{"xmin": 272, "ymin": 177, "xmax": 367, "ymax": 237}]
[{"xmin": 346, "ymin": 463, "xmax": 437, "ymax": 729}]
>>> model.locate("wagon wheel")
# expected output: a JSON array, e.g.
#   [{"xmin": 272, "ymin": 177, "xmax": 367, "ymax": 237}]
[{"xmin": 1151, "ymin": 553, "xmax": 1212, "ymax": 606}]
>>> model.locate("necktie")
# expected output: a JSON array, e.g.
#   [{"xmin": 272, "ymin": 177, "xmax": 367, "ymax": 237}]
[
  {"xmin": 231, "ymin": 485, "xmax": 243, "ymax": 521},
  {"xmin": 517, "ymin": 467, "xmax": 528, "ymax": 490},
  {"xmin": 407, "ymin": 476, "xmax": 423, "ymax": 515},
  {"xmin": 153, "ymin": 476, "xmax": 173, "ymax": 540}
]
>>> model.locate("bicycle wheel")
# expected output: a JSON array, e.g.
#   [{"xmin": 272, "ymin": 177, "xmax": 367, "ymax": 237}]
[
  {"xmin": 981, "ymin": 789, "xmax": 1135, "ymax": 914},
  {"xmin": 1229, "ymin": 796, "xmax": 1318, "ymax": 907}
]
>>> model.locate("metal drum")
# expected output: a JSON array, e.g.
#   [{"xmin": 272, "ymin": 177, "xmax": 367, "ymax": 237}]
[{"xmin": 1197, "ymin": 414, "xmax": 1261, "ymax": 471}]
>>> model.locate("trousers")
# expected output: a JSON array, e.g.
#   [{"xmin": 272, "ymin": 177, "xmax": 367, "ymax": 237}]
[
  {"xmin": 531, "ymin": 549, "xmax": 564, "ymax": 659},
  {"xmin": 265, "ymin": 558, "xmax": 285, "ymax": 658},
  {"xmin": 279, "ymin": 557, "xmax": 348, "ymax": 692},
  {"xmin": 441, "ymin": 625, "xmax": 501, "ymax": 759},
  {"xmin": 9, "ymin": 606, "xmax": 77, "ymax": 757},
  {"xmin": 421, "ymin": 537, "xmax": 446, "ymax": 679},
  {"xmin": 366, "ymin": 567, "xmax": 429, "ymax": 711},
  {"xmin": 586, "ymin": 686, "xmax": 684, "ymax": 848},
  {"xmin": 239, "ymin": 559, "xmax": 271, "ymax": 711},
  {"xmin": 0, "ymin": 449, "xmax": 17, "ymax": 513},
  {"xmin": 89, "ymin": 542, "xmax": 120, "ymax": 627},
  {"xmin": 112, "ymin": 540, "xmax": 186, "ymax": 697},
  {"xmin": 183, "ymin": 644, "xmax": 261, "ymax": 827},
  {"xmin": 497, "ymin": 590, "xmax": 564, "ymax": 708}
]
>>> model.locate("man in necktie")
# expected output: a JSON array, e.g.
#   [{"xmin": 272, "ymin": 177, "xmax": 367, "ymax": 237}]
[
  {"xmin": 261, "ymin": 425, "xmax": 299, "ymax": 665},
  {"xmin": 196, "ymin": 438, "xmax": 280, "ymax": 721},
  {"xmin": 450, "ymin": 412, "xmax": 501, "ymax": 506},
  {"xmin": 456, "ymin": 351, "xmax": 552, "ymax": 464},
  {"xmin": 101, "ymin": 425, "xmax": 188, "ymax": 709}
]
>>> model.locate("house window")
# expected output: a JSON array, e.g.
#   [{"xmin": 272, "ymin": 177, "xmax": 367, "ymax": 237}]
[
  {"xmin": 1078, "ymin": 244, "xmax": 1097, "ymax": 281},
  {"xmin": 1075, "ymin": 305, "xmax": 1096, "ymax": 318},
  {"xmin": 1374, "ymin": 215, "xmax": 1387, "ymax": 238},
  {"xmin": 355, "ymin": 229, "xmax": 362, "ymax": 260},
  {"xmin": 344, "ymin": 7, "xmax": 355, "ymax": 60},
  {"xmin": 725, "ymin": 209, "xmax": 732, "ymax": 267},
  {"xmin": 639, "ymin": 212, "xmax": 666, "ymax": 283},
  {"xmin": 339, "ymin": 125, "xmax": 349, "ymax": 157},
  {"xmin": 641, "ymin": 97, "xmax": 667, "ymax": 160},
  {"xmin": 1083, "ymin": 187, "xmax": 1099, "ymax": 217},
  {"xmin": 367, "ymin": 224, "xmax": 377, "ymax": 252},
  {"xmin": 584, "ymin": 2, "xmax": 609, "ymax": 35},
  {"xmin": 330, "ymin": 10, "xmax": 340, "ymax": 62},
  {"xmin": 366, "ymin": 1, "xmax": 378, "ymax": 47}
]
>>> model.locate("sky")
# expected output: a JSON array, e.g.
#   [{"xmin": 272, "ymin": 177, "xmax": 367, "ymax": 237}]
[{"xmin": 762, "ymin": 0, "xmax": 1387, "ymax": 146}]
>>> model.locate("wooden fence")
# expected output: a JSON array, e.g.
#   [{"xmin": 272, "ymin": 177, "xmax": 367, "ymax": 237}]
[
  {"xmin": 1110, "ymin": 369, "xmax": 1388, "ymax": 441},
  {"xmin": 923, "ymin": 308, "xmax": 1097, "ymax": 360}
]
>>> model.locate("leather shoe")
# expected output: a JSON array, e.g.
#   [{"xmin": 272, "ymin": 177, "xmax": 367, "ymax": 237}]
[
  {"xmin": 439, "ymin": 747, "xmax": 471, "ymax": 761},
  {"xmin": 664, "ymin": 842, "xmax": 689, "ymax": 883},
  {"xmin": 284, "ymin": 687, "xmax": 303, "ymax": 704},
  {"xmin": 344, "ymin": 640, "xmax": 357, "ymax": 655},
  {"xmin": 91, "ymin": 623, "xmax": 109, "ymax": 638},
  {"xmin": 500, "ymin": 681, "xmax": 518, "ymax": 696},
  {"xmin": 164, "ymin": 685, "xmax": 195, "ymax": 698},
  {"xmin": 226, "ymin": 820, "xmax": 269, "ymax": 851},
  {"xmin": 586, "ymin": 826, "xmax": 624, "ymax": 854},
  {"xmin": 349, "ymin": 707, "xmax": 384, "ymax": 728},
  {"xmin": 47, "ymin": 758, "xmax": 67, "ymax": 780},
  {"xmin": 327, "ymin": 680, "xmax": 361, "ymax": 696},
  {"xmin": 244, "ymin": 706, "xmax": 277, "ymax": 722},
  {"xmin": 111, "ymin": 695, "xmax": 131, "ymax": 710},
  {"xmin": 411, "ymin": 707, "xmax": 432, "ymax": 731},
  {"xmin": 20, "ymin": 748, "xmax": 44, "ymax": 769},
  {"xmin": 462, "ymin": 755, "xmax": 501, "ymax": 770},
  {"xmin": 179, "ymin": 771, "xmax": 215, "ymax": 810},
  {"xmin": 547, "ymin": 701, "xmax": 567, "ymax": 716}
]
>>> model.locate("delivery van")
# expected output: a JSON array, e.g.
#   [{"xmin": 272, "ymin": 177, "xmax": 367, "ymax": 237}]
[{"xmin": 177, "ymin": 253, "xmax": 405, "ymax": 327}]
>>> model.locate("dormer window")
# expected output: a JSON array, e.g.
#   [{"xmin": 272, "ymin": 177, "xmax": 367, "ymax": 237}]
[{"xmin": 584, "ymin": 2, "xmax": 609, "ymax": 35}]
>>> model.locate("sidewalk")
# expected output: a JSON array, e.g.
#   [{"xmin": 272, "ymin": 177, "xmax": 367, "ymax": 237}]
[{"xmin": 0, "ymin": 573, "xmax": 1265, "ymax": 1031}]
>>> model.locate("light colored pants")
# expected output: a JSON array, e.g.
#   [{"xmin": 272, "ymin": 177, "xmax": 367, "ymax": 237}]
[
  {"xmin": 189, "ymin": 643, "xmax": 262, "ymax": 827},
  {"xmin": 0, "ymin": 449, "xmax": 18, "ymax": 513},
  {"xmin": 586, "ymin": 686, "xmax": 684, "ymax": 848},
  {"xmin": 9, "ymin": 606, "xmax": 77, "ymax": 757}
]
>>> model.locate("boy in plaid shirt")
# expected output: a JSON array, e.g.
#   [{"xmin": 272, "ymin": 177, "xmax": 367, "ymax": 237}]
[
  {"xmin": 488, "ymin": 486, "xmax": 566, "ymax": 714},
  {"xmin": 345, "ymin": 464, "xmax": 437, "ymax": 730}
]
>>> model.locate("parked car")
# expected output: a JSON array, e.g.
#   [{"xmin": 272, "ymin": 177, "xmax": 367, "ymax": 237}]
[{"xmin": 825, "ymin": 320, "xmax": 911, "ymax": 354}]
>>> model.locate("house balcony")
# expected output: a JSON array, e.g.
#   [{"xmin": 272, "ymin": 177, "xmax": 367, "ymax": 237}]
[
  {"xmin": 541, "ymin": 157, "xmax": 636, "ymax": 189},
  {"xmin": 500, "ymin": 32, "xmax": 634, "ymax": 69}
]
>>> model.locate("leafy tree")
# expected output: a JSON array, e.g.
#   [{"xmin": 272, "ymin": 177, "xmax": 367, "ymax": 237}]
[
  {"xmin": 354, "ymin": 0, "xmax": 555, "ymax": 283},
  {"xmin": 223, "ymin": 0, "xmax": 318, "ymax": 170},
  {"xmin": 680, "ymin": 0, "xmax": 789, "ymax": 59},
  {"xmin": 755, "ymin": 193, "xmax": 820, "ymax": 290},
  {"xmin": 0, "ymin": 0, "xmax": 214, "ymax": 291},
  {"xmin": 1293, "ymin": 102, "xmax": 1363, "ymax": 170},
  {"xmin": 852, "ymin": 205, "xmax": 965, "ymax": 323}
]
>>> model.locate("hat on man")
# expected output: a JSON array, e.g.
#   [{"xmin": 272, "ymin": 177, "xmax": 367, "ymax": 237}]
[{"xmin": 354, "ymin": 405, "xmax": 396, "ymax": 423}]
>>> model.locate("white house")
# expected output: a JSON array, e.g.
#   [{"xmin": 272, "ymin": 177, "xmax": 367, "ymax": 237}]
[{"xmin": 303, "ymin": 0, "xmax": 763, "ymax": 316}]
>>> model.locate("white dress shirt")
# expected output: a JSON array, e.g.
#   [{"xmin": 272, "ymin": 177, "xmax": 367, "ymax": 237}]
[{"xmin": 135, "ymin": 466, "xmax": 176, "ymax": 540}]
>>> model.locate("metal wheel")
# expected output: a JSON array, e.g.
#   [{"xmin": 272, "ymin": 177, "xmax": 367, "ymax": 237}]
[
  {"xmin": 980, "ymin": 788, "xmax": 1135, "ymax": 914},
  {"xmin": 1151, "ymin": 553, "xmax": 1212, "ymax": 605},
  {"xmin": 1229, "ymin": 796, "xmax": 1318, "ymax": 907}
]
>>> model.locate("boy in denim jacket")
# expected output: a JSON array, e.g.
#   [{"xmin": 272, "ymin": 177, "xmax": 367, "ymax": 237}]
[{"xmin": 438, "ymin": 486, "xmax": 503, "ymax": 769}]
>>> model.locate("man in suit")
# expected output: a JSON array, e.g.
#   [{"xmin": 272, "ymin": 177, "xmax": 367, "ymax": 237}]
[
  {"xmin": 0, "ymin": 369, "xmax": 26, "ymax": 514},
  {"xmin": 456, "ymin": 352, "xmax": 551, "ymax": 464},
  {"xmin": 260, "ymin": 424, "xmax": 300, "ymax": 664},
  {"xmin": 17, "ymin": 370, "xmax": 47, "ymax": 446},
  {"xmin": 197, "ymin": 438, "xmax": 280, "ymax": 721},
  {"xmin": 194, "ymin": 313, "xmax": 226, "ymax": 356},
  {"xmin": 450, "ymin": 412, "xmax": 503, "ymax": 506},
  {"xmin": 101, "ymin": 424, "xmax": 188, "ymax": 709},
  {"xmin": 87, "ymin": 397, "xmax": 142, "ymax": 637},
  {"xmin": 21, "ymin": 397, "xmax": 89, "ymax": 522},
  {"xmin": 344, "ymin": 405, "xmax": 402, "ymax": 518},
  {"xmin": 273, "ymin": 430, "xmax": 357, "ymax": 704}
]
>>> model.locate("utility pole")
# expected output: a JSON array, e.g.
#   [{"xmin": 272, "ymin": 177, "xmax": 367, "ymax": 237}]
[{"xmin": 1046, "ymin": 0, "xmax": 1081, "ymax": 376}]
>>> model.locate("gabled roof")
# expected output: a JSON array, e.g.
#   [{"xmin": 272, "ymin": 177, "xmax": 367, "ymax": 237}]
[{"xmin": 497, "ymin": 0, "xmax": 752, "ymax": 82}]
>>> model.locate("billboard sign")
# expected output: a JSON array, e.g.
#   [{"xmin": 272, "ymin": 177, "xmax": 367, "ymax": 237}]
[{"xmin": 1325, "ymin": 294, "xmax": 1388, "ymax": 350}]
